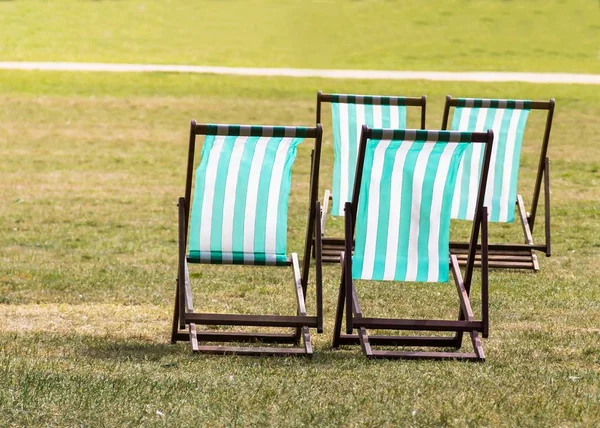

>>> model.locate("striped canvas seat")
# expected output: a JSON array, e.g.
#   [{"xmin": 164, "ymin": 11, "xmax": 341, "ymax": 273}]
[
  {"xmin": 352, "ymin": 129, "xmax": 470, "ymax": 283},
  {"xmin": 329, "ymin": 94, "xmax": 412, "ymax": 216},
  {"xmin": 172, "ymin": 122, "xmax": 324, "ymax": 357},
  {"xmin": 332, "ymin": 125, "xmax": 493, "ymax": 361},
  {"xmin": 449, "ymin": 98, "xmax": 531, "ymax": 223},
  {"xmin": 187, "ymin": 125, "xmax": 306, "ymax": 266}
]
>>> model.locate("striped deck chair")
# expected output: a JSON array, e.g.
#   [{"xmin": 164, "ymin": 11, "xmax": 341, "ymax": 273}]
[
  {"xmin": 314, "ymin": 92, "xmax": 427, "ymax": 264},
  {"xmin": 442, "ymin": 96, "xmax": 555, "ymax": 270},
  {"xmin": 333, "ymin": 126, "xmax": 494, "ymax": 361},
  {"xmin": 171, "ymin": 122, "xmax": 324, "ymax": 357}
]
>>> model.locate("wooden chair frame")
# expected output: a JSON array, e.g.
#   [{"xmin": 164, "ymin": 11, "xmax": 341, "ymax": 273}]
[
  {"xmin": 171, "ymin": 121, "xmax": 324, "ymax": 357},
  {"xmin": 442, "ymin": 96, "xmax": 555, "ymax": 270},
  {"xmin": 332, "ymin": 126, "xmax": 494, "ymax": 361},
  {"xmin": 314, "ymin": 91, "xmax": 427, "ymax": 264}
]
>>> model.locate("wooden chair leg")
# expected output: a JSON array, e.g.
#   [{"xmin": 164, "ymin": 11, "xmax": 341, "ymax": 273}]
[
  {"xmin": 171, "ymin": 277, "xmax": 180, "ymax": 344},
  {"xmin": 332, "ymin": 253, "xmax": 346, "ymax": 348}
]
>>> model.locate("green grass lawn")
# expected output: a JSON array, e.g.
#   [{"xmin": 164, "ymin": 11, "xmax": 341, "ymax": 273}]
[
  {"xmin": 1, "ymin": 0, "xmax": 600, "ymax": 424},
  {"xmin": 0, "ymin": 0, "xmax": 599, "ymax": 73},
  {"xmin": 1, "ymin": 70, "xmax": 599, "ymax": 426}
]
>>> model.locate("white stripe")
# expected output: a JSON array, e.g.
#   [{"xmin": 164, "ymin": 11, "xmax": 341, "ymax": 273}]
[
  {"xmin": 465, "ymin": 109, "xmax": 488, "ymax": 219},
  {"xmin": 381, "ymin": 129, "xmax": 395, "ymax": 140},
  {"xmin": 199, "ymin": 136, "xmax": 226, "ymax": 261},
  {"xmin": 405, "ymin": 143, "xmax": 435, "ymax": 281},
  {"xmin": 484, "ymin": 109, "xmax": 505, "ymax": 211},
  {"xmin": 238, "ymin": 127, "xmax": 251, "ymax": 136},
  {"xmin": 427, "ymin": 143, "xmax": 458, "ymax": 281},
  {"xmin": 404, "ymin": 130, "xmax": 417, "ymax": 140},
  {"xmin": 242, "ymin": 137, "xmax": 270, "ymax": 263},
  {"xmin": 264, "ymin": 138, "xmax": 293, "ymax": 254},
  {"xmin": 220, "ymin": 136, "xmax": 247, "ymax": 262},
  {"xmin": 426, "ymin": 131, "xmax": 439, "ymax": 142},
  {"xmin": 389, "ymin": 105, "xmax": 400, "ymax": 129},
  {"xmin": 373, "ymin": 101, "xmax": 383, "ymax": 128},
  {"xmin": 383, "ymin": 142, "xmax": 413, "ymax": 280},
  {"xmin": 499, "ymin": 110, "xmax": 523, "ymax": 222},
  {"xmin": 338, "ymin": 103, "xmax": 350, "ymax": 206},
  {"xmin": 451, "ymin": 108, "xmax": 471, "ymax": 218},
  {"xmin": 195, "ymin": 251, "xmax": 280, "ymax": 265},
  {"xmin": 360, "ymin": 140, "xmax": 391, "ymax": 279}
]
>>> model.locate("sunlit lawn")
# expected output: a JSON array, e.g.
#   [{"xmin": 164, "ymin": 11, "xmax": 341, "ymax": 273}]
[
  {"xmin": 1, "ymin": 70, "xmax": 599, "ymax": 425},
  {"xmin": 0, "ymin": 0, "xmax": 599, "ymax": 73}
]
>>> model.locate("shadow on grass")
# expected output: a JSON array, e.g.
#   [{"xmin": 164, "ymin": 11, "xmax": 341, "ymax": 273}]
[
  {"xmin": 1, "ymin": 330, "xmax": 429, "ymax": 368},
  {"xmin": 81, "ymin": 334, "xmax": 368, "ymax": 367}
]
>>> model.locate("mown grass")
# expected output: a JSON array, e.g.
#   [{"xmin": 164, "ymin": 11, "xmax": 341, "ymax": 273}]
[
  {"xmin": 1, "ymin": 70, "xmax": 600, "ymax": 426},
  {"xmin": 0, "ymin": 0, "xmax": 599, "ymax": 73}
]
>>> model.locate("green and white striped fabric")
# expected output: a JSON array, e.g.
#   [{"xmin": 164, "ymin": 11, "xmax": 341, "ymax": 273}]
[
  {"xmin": 188, "ymin": 125, "xmax": 306, "ymax": 265},
  {"xmin": 330, "ymin": 95, "xmax": 408, "ymax": 216},
  {"xmin": 450, "ymin": 98, "xmax": 530, "ymax": 223},
  {"xmin": 353, "ymin": 130, "xmax": 470, "ymax": 283}
]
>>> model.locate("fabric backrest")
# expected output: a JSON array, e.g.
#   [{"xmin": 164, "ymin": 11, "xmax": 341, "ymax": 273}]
[
  {"xmin": 450, "ymin": 98, "xmax": 530, "ymax": 223},
  {"xmin": 330, "ymin": 95, "xmax": 408, "ymax": 216},
  {"xmin": 353, "ymin": 130, "xmax": 471, "ymax": 283},
  {"xmin": 188, "ymin": 125, "xmax": 306, "ymax": 265}
]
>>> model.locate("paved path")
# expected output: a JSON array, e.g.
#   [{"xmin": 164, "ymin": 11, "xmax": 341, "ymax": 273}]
[{"xmin": 1, "ymin": 61, "xmax": 599, "ymax": 84}]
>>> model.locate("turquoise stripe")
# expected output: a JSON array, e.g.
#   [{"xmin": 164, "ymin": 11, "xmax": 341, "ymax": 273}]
[
  {"xmin": 330, "ymin": 103, "xmax": 412, "ymax": 217},
  {"xmin": 275, "ymin": 137, "xmax": 303, "ymax": 256},
  {"xmin": 451, "ymin": 105, "xmax": 531, "ymax": 222},
  {"xmin": 188, "ymin": 135, "xmax": 216, "ymax": 253},
  {"xmin": 328, "ymin": 94, "xmax": 410, "ymax": 105},
  {"xmin": 331, "ymin": 103, "xmax": 343, "ymax": 216},
  {"xmin": 370, "ymin": 143, "xmax": 398, "ymax": 279},
  {"xmin": 454, "ymin": 99, "xmax": 532, "ymax": 109},
  {"xmin": 352, "ymin": 139, "xmax": 469, "ymax": 282},
  {"xmin": 231, "ymin": 137, "xmax": 259, "ymax": 255},
  {"xmin": 363, "ymin": 103, "xmax": 374, "ymax": 127},
  {"xmin": 507, "ymin": 109, "xmax": 530, "ymax": 222},
  {"xmin": 188, "ymin": 251, "xmax": 289, "ymax": 266},
  {"xmin": 490, "ymin": 109, "xmax": 512, "ymax": 221},
  {"xmin": 352, "ymin": 140, "xmax": 377, "ymax": 280},
  {"xmin": 415, "ymin": 144, "xmax": 443, "ymax": 281},
  {"xmin": 188, "ymin": 133, "xmax": 303, "ymax": 266},
  {"xmin": 398, "ymin": 106, "xmax": 407, "ymax": 128},
  {"xmin": 369, "ymin": 128, "xmax": 481, "ymax": 142},
  {"xmin": 203, "ymin": 124, "xmax": 310, "ymax": 138},
  {"xmin": 394, "ymin": 142, "xmax": 421, "ymax": 280},
  {"xmin": 209, "ymin": 136, "xmax": 236, "ymax": 263},
  {"xmin": 437, "ymin": 145, "xmax": 468, "ymax": 281},
  {"xmin": 253, "ymin": 137, "xmax": 282, "ymax": 265}
]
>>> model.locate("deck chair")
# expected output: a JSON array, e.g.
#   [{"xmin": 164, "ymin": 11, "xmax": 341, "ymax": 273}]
[
  {"xmin": 314, "ymin": 92, "xmax": 427, "ymax": 263},
  {"xmin": 333, "ymin": 127, "xmax": 494, "ymax": 361},
  {"xmin": 442, "ymin": 96, "xmax": 555, "ymax": 270},
  {"xmin": 171, "ymin": 122, "xmax": 324, "ymax": 357}
]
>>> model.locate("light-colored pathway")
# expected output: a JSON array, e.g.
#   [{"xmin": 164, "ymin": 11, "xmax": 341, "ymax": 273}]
[{"xmin": 1, "ymin": 61, "xmax": 599, "ymax": 84}]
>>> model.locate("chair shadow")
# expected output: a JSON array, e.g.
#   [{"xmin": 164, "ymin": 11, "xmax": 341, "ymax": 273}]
[{"xmin": 81, "ymin": 332, "xmax": 366, "ymax": 367}]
